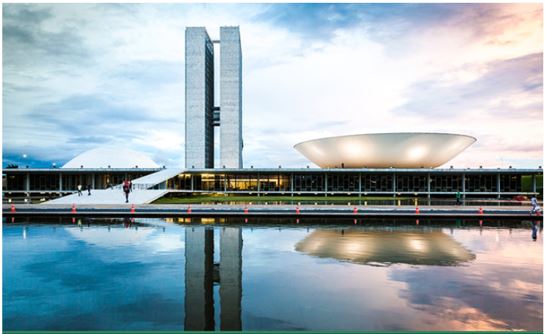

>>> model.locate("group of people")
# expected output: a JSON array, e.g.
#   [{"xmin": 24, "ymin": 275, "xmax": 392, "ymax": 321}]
[
  {"xmin": 75, "ymin": 180, "xmax": 133, "ymax": 203},
  {"xmin": 77, "ymin": 184, "xmax": 92, "ymax": 196}
]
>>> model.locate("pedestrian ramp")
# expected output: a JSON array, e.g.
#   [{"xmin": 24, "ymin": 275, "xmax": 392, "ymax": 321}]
[
  {"xmin": 130, "ymin": 168, "xmax": 185, "ymax": 189},
  {"xmin": 46, "ymin": 189, "xmax": 168, "ymax": 205},
  {"xmin": 45, "ymin": 168, "xmax": 184, "ymax": 204}
]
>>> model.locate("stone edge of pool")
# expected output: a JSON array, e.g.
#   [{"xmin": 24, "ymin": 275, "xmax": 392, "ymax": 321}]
[{"xmin": 2, "ymin": 204, "xmax": 543, "ymax": 219}]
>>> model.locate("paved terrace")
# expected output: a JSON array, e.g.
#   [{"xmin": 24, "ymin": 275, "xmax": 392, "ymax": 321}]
[
  {"xmin": 45, "ymin": 169, "xmax": 184, "ymax": 205},
  {"xmin": 45, "ymin": 189, "xmax": 168, "ymax": 205},
  {"xmin": 4, "ymin": 204, "xmax": 543, "ymax": 219}
]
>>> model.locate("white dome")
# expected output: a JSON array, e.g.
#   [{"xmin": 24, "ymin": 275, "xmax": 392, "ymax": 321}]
[{"xmin": 62, "ymin": 147, "xmax": 160, "ymax": 169}]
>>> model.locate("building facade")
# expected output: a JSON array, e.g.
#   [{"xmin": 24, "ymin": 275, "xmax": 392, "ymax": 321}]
[
  {"xmin": 185, "ymin": 26, "xmax": 243, "ymax": 169},
  {"xmin": 4, "ymin": 167, "xmax": 541, "ymax": 203},
  {"xmin": 185, "ymin": 27, "xmax": 215, "ymax": 168},
  {"xmin": 220, "ymin": 27, "xmax": 243, "ymax": 169}
]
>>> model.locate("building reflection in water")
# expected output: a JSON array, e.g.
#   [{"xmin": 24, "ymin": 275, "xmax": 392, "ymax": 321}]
[
  {"xmin": 184, "ymin": 224, "xmax": 242, "ymax": 331},
  {"xmin": 295, "ymin": 228, "xmax": 476, "ymax": 266}
]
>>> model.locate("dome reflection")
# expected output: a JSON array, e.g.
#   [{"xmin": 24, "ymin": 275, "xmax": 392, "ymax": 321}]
[{"xmin": 295, "ymin": 228, "xmax": 475, "ymax": 266}]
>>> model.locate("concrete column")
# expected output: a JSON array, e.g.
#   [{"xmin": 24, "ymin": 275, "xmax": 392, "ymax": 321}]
[
  {"xmin": 392, "ymin": 173, "xmax": 396, "ymax": 198},
  {"xmin": 91, "ymin": 173, "xmax": 95, "ymax": 189},
  {"xmin": 324, "ymin": 173, "xmax": 328, "ymax": 197},
  {"xmin": 25, "ymin": 173, "xmax": 30, "ymax": 191},
  {"xmin": 427, "ymin": 173, "xmax": 431, "ymax": 199},
  {"xmin": 358, "ymin": 173, "xmax": 362, "ymax": 197},
  {"xmin": 532, "ymin": 174, "xmax": 537, "ymax": 194},
  {"xmin": 496, "ymin": 173, "xmax": 501, "ymax": 199},
  {"xmin": 220, "ymin": 227, "xmax": 242, "ymax": 331},
  {"xmin": 59, "ymin": 173, "xmax": 63, "ymax": 192},
  {"xmin": 290, "ymin": 173, "xmax": 294, "ymax": 197},
  {"xmin": 184, "ymin": 227, "xmax": 214, "ymax": 331},
  {"xmin": 191, "ymin": 175, "xmax": 194, "ymax": 192},
  {"xmin": 257, "ymin": 173, "xmax": 260, "ymax": 196},
  {"xmin": 462, "ymin": 173, "xmax": 466, "ymax": 199}
]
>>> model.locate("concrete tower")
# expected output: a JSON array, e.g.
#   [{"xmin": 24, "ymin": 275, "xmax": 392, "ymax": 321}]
[
  {"xmin": 220, "ymin": 27, "xmax": 243, "ymax": 168},
  {"xmin": 185, "ymin": 26, "xmax": 243, "ymax": 169},
  {"xmin": 185, "ymin": 27, "xmax": 215, "ymax": 169}
]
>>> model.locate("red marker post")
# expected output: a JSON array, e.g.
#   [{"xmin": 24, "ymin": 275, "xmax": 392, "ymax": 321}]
[
  {"xmin": 10, "ymin": 204, "xmax": 16, "ymax": 213},
  {"xmin": 71, "ymin": 204, "xmax": 77, "ymax": 214}
]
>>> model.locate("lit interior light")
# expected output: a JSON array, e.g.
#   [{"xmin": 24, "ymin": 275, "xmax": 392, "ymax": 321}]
[
  {"xmin": 342, "ymin": 241, "xmax": 366, "ymax": 255},
  {"xmin": 408, "ymin": 238, "xmax": 427, "ymax": 252},
  {"xmin": 342, "ymin": 141, "xmax": 367, "ymax": 156},
  {"xmin": 408, "ymin": 146, "xmax": 428, "ymax": 160}
]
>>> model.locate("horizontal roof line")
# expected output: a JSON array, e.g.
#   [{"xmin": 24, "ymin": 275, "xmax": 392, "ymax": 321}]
[{"xmin": 2, "ymin": 168, "xmax": 542, "ymax": 173}]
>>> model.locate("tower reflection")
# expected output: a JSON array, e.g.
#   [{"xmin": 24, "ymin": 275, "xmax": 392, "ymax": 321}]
[{"xmin": 184, "ymin": 225, "xmax": 242, "ymax": 331}]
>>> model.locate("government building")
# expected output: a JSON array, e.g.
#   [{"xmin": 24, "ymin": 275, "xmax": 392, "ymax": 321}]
[{"xmin": 2, "ymin": 26, "xmax": 542, "ymax": 204}]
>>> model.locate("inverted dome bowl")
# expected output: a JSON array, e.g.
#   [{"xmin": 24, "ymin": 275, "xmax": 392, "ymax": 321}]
[{"xmin": 294, "ymin": 133, "xmax": 476, "ymax": 168}]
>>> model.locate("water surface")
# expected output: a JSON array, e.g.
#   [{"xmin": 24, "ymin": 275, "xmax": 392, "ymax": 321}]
[{"xmin": 3, "ymin": 217, "xmax": 542, "ymax": 331}]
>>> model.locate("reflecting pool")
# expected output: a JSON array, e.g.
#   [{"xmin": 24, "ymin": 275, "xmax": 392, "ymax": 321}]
[{"xmin": 3, "ymin": 218, "xmax": 543, "ymax": 331}]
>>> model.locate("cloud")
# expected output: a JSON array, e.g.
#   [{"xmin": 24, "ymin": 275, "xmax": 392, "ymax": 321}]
[{"xmin": 395, "ymin": 53, "xmax": 542, "ymax": 120}]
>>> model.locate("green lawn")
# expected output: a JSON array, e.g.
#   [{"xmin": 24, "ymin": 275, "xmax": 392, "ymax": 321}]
[{"xmin": 153, "ymin": 195, "xmax": 412, "ymax": 204}]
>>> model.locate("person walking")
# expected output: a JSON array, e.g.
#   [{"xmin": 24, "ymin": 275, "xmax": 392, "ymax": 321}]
[
  {"xmin": 123, "ymin": 179, "xmax": 131, "ymax": 203},
  {"xmin": 87, "ymin": 184, "xmax": 92, "ymax": 196},
  {"xmin": 532, "ymin": 221, "xmax": 538, "ymax": 241},
  {"xmin": 77, "ymin": 184, "xmax": 82, "ymax": 196},
  {"xmin": 530, "ymin": 196, "xmax": 541, "ymax": 215}
]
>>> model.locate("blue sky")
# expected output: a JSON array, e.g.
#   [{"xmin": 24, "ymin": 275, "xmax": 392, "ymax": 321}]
[{"xmin": 3, "ymin": 3, "xmax": 543, "ymax": 168}]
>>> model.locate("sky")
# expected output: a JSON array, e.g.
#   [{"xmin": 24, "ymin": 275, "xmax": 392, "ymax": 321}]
[{"xmin": 2, "ymin": 3, "xmax": 543, "ymax": 168}]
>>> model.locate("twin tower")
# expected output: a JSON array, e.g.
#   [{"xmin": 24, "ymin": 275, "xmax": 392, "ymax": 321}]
[{"xmin": 185, "ymin": 26, "xmax": 243, "ymax": 169}]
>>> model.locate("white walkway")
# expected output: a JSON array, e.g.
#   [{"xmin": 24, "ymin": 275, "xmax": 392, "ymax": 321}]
[
  {"xmin": 46, "ymin": 168, "xmax": 184, "ymax": 204},
  {"xmin": 131, "ymin": 168, "xmax": 184, "ymax": 188},
  {"xmin": 46, "ymin": 189, "xmax": 167, "ymax": 205}
]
